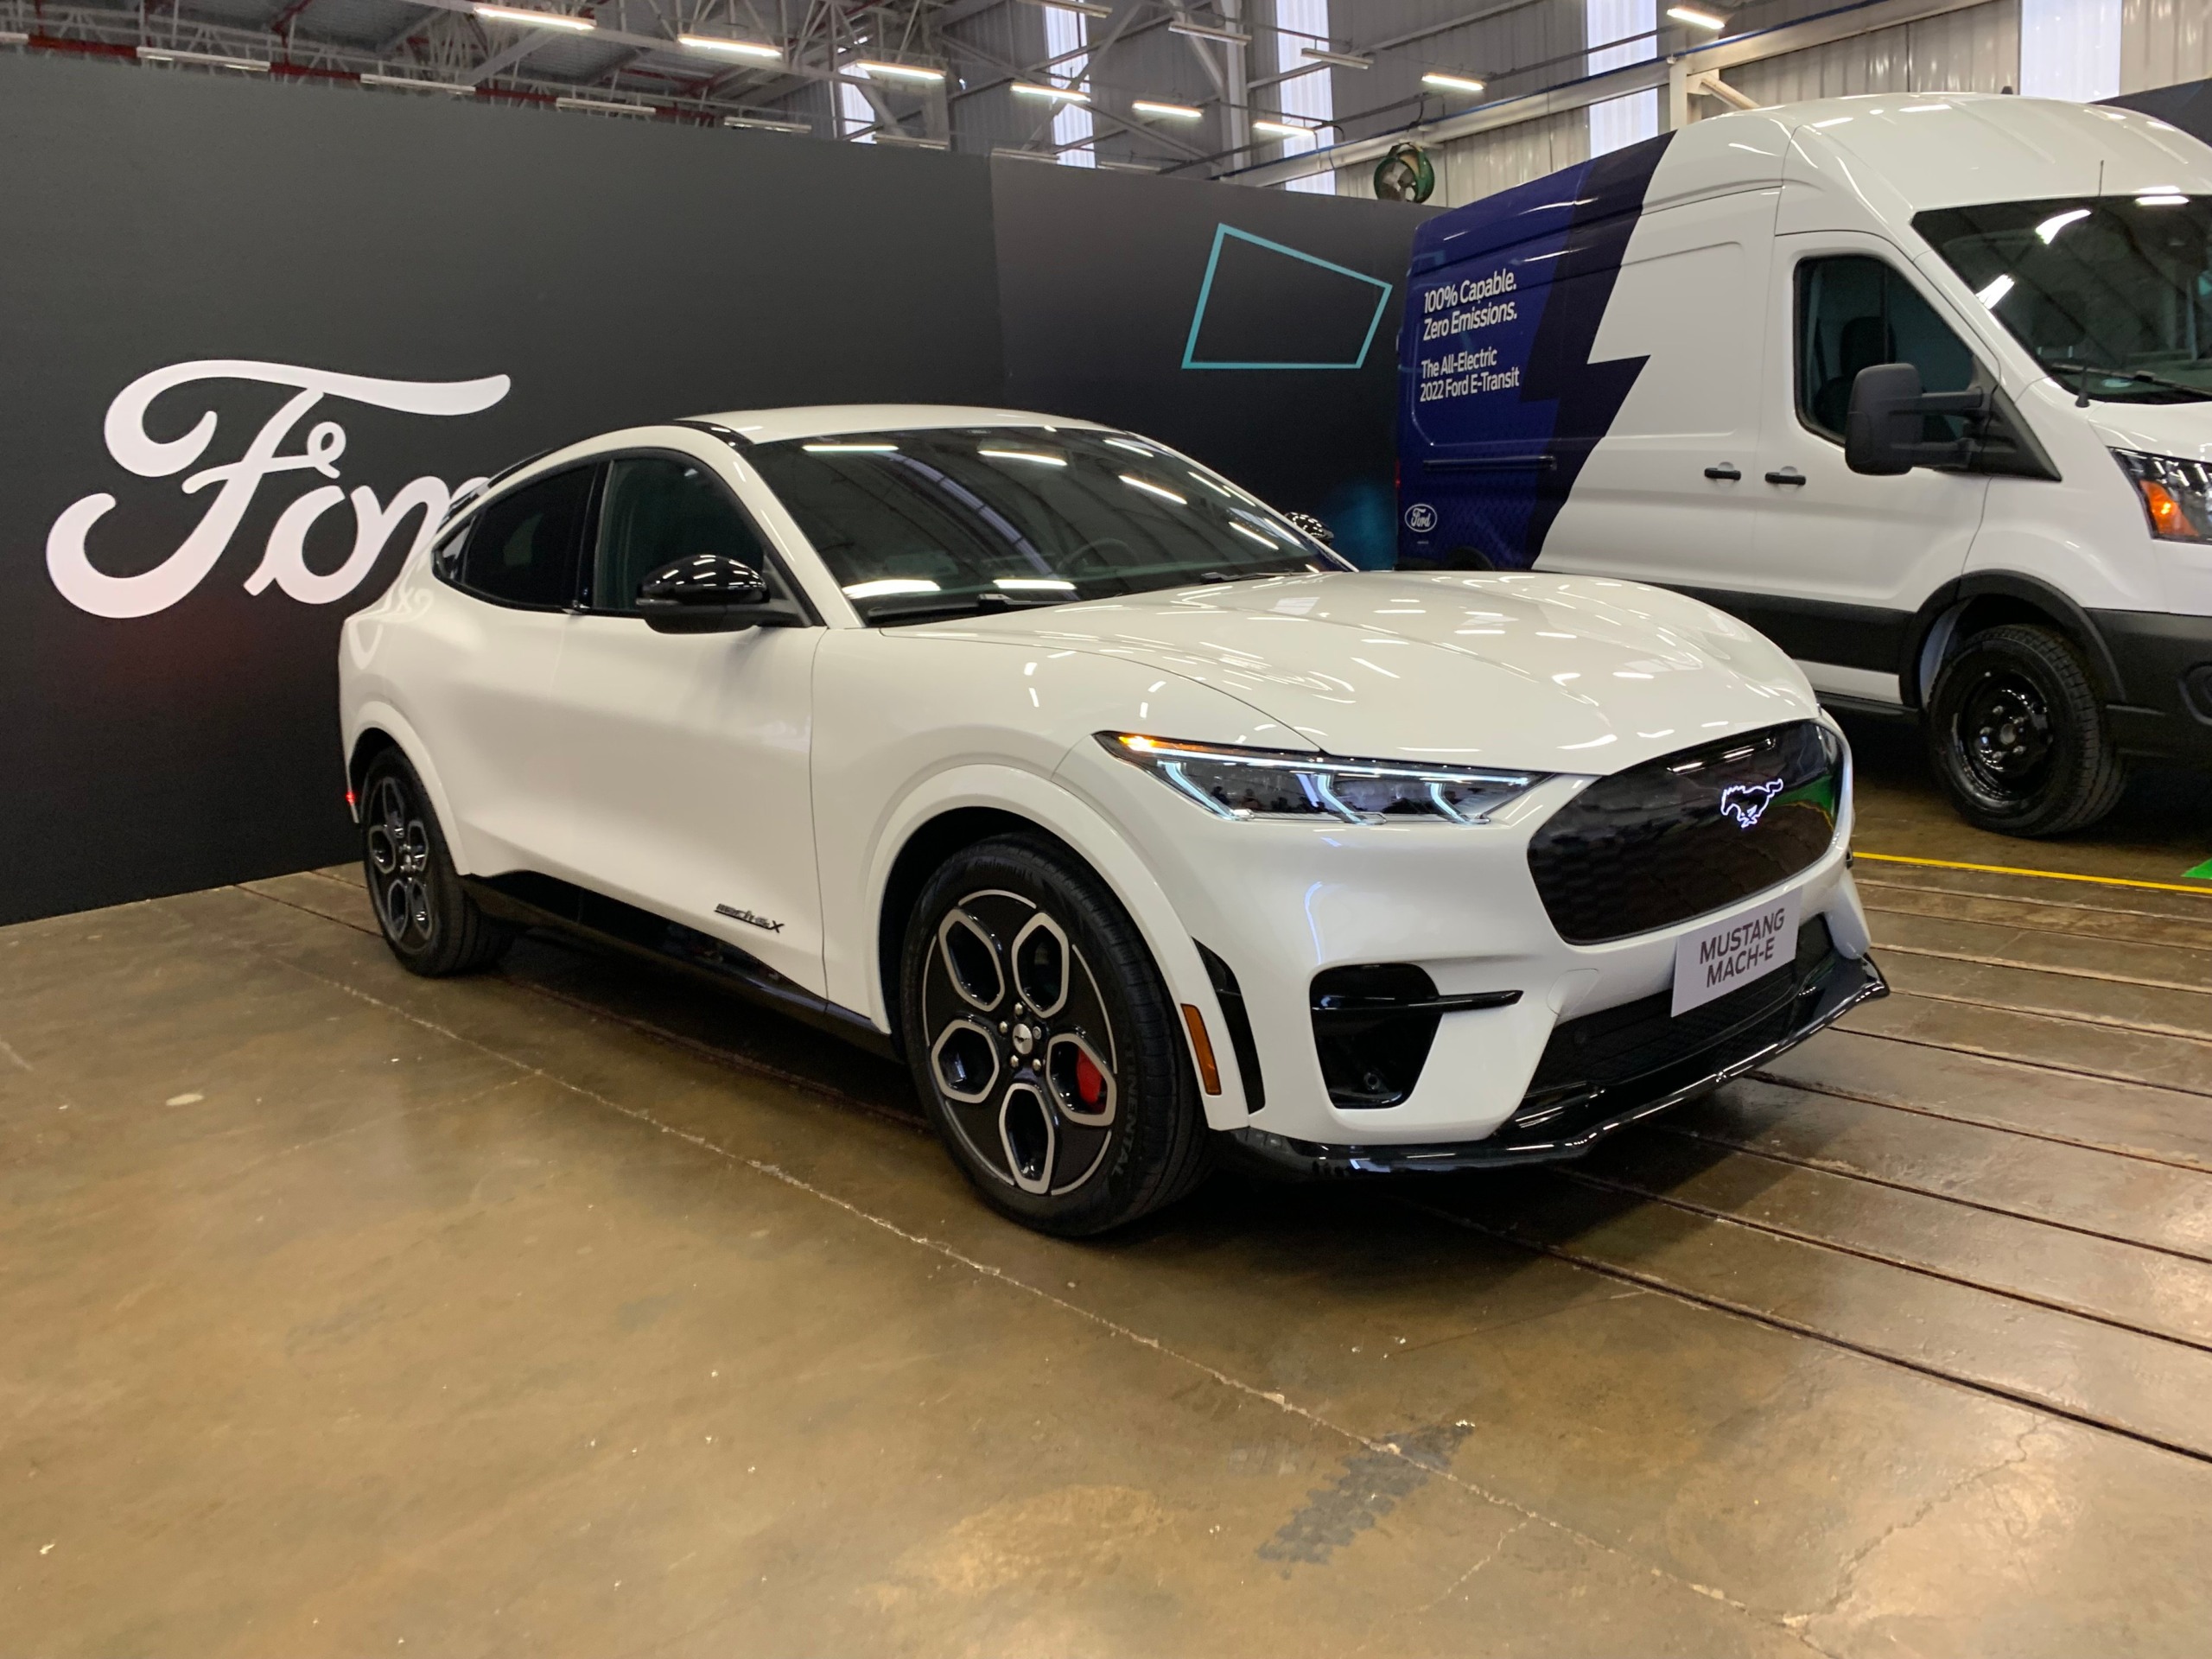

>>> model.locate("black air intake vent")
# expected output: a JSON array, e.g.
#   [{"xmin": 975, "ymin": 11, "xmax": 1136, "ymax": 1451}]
[
  {"xmin": 1527, "ymin": 721, "xmax": 1842, "ymax": 945},
  {"xmin": 1310, "ymin": 964, "xmax": 1521, "ymax": 1109}
]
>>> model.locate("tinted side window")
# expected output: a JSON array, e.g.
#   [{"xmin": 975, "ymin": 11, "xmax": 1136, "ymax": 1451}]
[
  {"xmin": 592, "ymin": 455, "xmax": 777, "ymax": 613},
  {"xmin": 460, "ymin": 467, "xmax": 594, "ymax": 608},
  {"xmin": 1796, "ymin": 256, "xmax": 1977, "ymax": 440}
]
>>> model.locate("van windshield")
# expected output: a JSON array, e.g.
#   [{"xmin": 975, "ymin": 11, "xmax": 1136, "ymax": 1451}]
[
  {"xmin": 1914, "ymin": 194, "xmax": 2212, "ymax": 402},
  {"xmin": 747, "ymin": 427, "xmax": 1346, "ymax": 624}
]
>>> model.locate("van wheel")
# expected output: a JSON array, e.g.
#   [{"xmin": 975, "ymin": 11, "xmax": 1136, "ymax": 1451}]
[
  {"xmin": 1925, "ymin": 624, "xmax": 2126, "ymax": 837},
  {"xmin": 359, "ymin": 751, "xmax": 517, "ymax": 976},
  {"xmin": 899, "ymin": 835, "xmax": 1211, "ymax": 1236}
]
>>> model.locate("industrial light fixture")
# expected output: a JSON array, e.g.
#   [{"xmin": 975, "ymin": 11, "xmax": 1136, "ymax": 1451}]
[
  {"xmin": 874, "ymin": 132, "xmax": 950, "ymax": 149},
  {"xmin": 1300, "ymin": 47, "xmax": 1372, "ymax": 69},
  {"xmin": 1014, "ymin": 82, "xmax": 1090, "ymax": 101},
  {"xmin": 1666, "ymin": 5, "xmax": 1729, "ymax": 28},
  {"xmin": 1253, "ymin": 118, "xmax": 1314, "ymax": 137},
  {"xmin": 1014, "ymin": 0, "xmax": 1110, "ymax": 15},
  {"xmin": 677, "ymin": 33, "xmax": 780, "ymax": 60},
  {"xmin": 724, "ymin": 112, "xmax": 813, "ymax": 133},
  {"xmin": 474, "ymin": 4, "xmax": 596, "ymax": 29},
  {"xmin": 360, "ymin": 72, "xmax": 477, "ymax": 92},
  {"xmin": 851, "ymin": 59, "xmax": 945, "ymax": 81},
  {"xmin": 1132, "ymin": 99, "xmax": 1203, "ymax": 119},
  {"xmin": 137, "ymin": 45, "xmax": 270, "ymax": 71},
  {"xmin": 1169, "ymin": 19, "xmax": 1251, "ymax": 45},
  {"xmin": 1421, "ymin": 71, "xmax": 1485, "ymax": 94},
  {"xmin": 556, "ymin": 95, "xmax": 655, "ymax": 115}
]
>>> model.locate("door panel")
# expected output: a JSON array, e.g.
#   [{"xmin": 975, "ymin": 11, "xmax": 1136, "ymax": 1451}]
[
  {"xmin": 1539, "ymin": 189, "xmax": 1778, "ymax": 586},
  {"xmin": 551, "ymin": 452, "xmax": 826, "ymax": 991},
  {"xmin": 416, "ymin": 465, "xmax": 594, "ymax": 874}
]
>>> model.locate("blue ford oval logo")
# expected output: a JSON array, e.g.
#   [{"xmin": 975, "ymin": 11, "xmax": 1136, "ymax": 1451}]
[
  {"xmin": 1403, "ymin": 502, "xmax": 1437, "ymax": 532},
  {"xmin": 1720, "ymin": 779, "xmax": 1783, "ymax": 830}
]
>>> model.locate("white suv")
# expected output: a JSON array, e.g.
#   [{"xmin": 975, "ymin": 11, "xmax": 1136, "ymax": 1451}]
[{"xmin": 339, "ymin": 405, "xmax": 1885, "ymax": 1235}]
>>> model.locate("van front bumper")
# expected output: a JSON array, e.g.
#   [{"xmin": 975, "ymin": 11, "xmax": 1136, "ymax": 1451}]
[{"xmin": 2095, "ymin": 608, "xmax": 2212, "ymax": 766}]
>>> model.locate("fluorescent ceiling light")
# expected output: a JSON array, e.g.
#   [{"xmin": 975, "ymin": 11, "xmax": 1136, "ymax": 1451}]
[
  {"xmin": 852, "ymin": 59, "xmax": 944, "ymax": 81},
  {"xmin": 1666, "ymin": 5, "xmax": 1728, "ymax": 29},
  {"xmin": 361, "ymin": 72, "xmax": 477, "ymax": 92},
  {"xmin": 992, "ymin": 146, "xmax": 1059, "ymax": 162},
  {"xmin": 1014, "ymin": 82, "xmax": 1089, "ymax": 102},
  {"xmin": 137, "ymin": 46, "xmax": 270, "ymax": 70},
  {"xmin": 1100, "ymin": 160, "xmax": 1160, "ymax": 173},
  {"xmin": 1974, "ymin": 273, "xmax": 2014, "ymax": 308},
  {"xmin": 843, "ymin": 577, "xmax": 940, "ymax": 598},
  {"xmin": 804, "ymin": 442, "xmax": 902, "ymax": 452},
  {"xmin": 995, "ymin": 577, "xmax": 1077, "ymax": 590},
  {"xmin": 979, "ymin": 448, "xmax": 1068, "ymax": 465},
  {"xmin": 677, "ymin": 33, "xmax": 779, "ymax": 60},
  {"xmin": 874, "ymin": 132, "xmax": 950, "ymax": 149},
  {"xmin": 1301, "ymin": 47, "xmax": 1373, "ymax": 69},
  {"xmin": 556, "ymin": 96, "xmax": 655, "ymax": 115},
  {"xmin": 1421, "ymin": 72, "xmax": 1485, "ymax": 94},
  {"xmin": 724, "ymin": 113, "xmax": 813, "ymax": 133},
  {"xmin": 2036, "ymin": 207, "xmax": 2090, "ymax": 242},
  {"xmin": 1169, "ymin": 20, "xmax": 1251, "ymax": 44},
  {"xmin": 2138, "ymin": 191, "xmax": 2188, "ymax": 207},
  {"xmin": 1121, "ymin": 474, "xmax": 1188, "ymax": 505},
  {"xmin": 1253, "ymin": 118, "xmax": 1313, "ymax": 137},
  {"xmin": 1014, "ymin": 0, "xmax": 1110, "ymax": 14},
  {"xmin": 1132, "ymin": 99, "xmax": 1203, "ymax": 119},
  {"xmin": 474, "ymin": 4, "xmax": 596, "ymax": 29}
]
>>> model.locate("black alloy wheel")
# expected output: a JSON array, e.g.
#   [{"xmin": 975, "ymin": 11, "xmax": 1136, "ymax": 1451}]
[
  {"xmin": 1925, "ymin": 623, "xmax": 2126, "ymax": 837},
  {"xmin": 359, "ymin": 750, "xmax": 517, "ymax": 976},
  {"xmin": 900, "ymin": 836, "xmax": 1211, "ymax": 1236}
]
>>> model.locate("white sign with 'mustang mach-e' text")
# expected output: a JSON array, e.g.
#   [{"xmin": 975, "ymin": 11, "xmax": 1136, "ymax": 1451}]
[{"xmin": 1671, "ymin": 891, "xmax": 1801, "ymax": 1017}]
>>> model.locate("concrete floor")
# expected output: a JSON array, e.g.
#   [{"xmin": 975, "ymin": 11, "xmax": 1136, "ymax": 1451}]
[{"xmin": 8, "ymin": 723, "xmax": 2212, "ymax": 1656}]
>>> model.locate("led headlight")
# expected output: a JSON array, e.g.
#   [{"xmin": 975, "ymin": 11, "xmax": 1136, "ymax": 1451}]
[
  {"xmin": 2114, "ymin": 449, "xmax": 2212, "ymax": 543},
  {"xmin": 1100, "ymin": 733, "xmax": 1542, "ymax": 824}
]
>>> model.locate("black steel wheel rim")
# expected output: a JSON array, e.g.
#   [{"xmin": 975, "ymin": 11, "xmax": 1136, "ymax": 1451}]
[
  {"xmin": 1951, "ymin": 668, "xmax": 2056, "ymax": 804},
  {"xmin": 364, "ymin": 774, "xmax": 437, "ymax": 950},
  {"xmin": 922, "ymin": 888, "xmax": 1119, "ymax": 1198}
]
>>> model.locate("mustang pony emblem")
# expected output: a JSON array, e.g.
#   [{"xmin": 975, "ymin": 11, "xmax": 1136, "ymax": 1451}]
[{"xmin": 1719, "ymin": 779, "xmax": 1784, "ymax": 830}]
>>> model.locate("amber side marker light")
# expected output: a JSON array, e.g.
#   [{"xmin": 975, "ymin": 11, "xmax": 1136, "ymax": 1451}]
[
  {"xmin": 1179, "ymin": 1005, "xmax": 1224, "ymax": 1095},
  {"xmin": 2139, "ymin": 478, "xmax": 2189, "ymax": 537}
]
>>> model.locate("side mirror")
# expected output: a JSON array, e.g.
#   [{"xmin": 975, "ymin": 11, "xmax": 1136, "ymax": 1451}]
[
  {"xmin": 1845, "ymin": 362, "xmax": 1992, "ymax": 476},
  {"xmin": 634, "ymin": 553, "xmax": 798, "ymax": 634}
]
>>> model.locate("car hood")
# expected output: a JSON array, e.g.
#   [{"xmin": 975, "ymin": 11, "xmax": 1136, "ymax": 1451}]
[
  {"xmin": 914, "ymin": 570, "xmax": 1818, "ymax": 773},
  {"xmin": 2088, "ymin": 399, "xmax": 2212, "ymax": 462}
]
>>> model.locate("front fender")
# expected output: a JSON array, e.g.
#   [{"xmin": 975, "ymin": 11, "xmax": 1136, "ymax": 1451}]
[
  {"xmin": 344, "ymin": 700, "xmax": 475, "ymax": 874},
  {"xmin": 853, "ymin": 762, "xmax": 1252, "ymax": 1128}
]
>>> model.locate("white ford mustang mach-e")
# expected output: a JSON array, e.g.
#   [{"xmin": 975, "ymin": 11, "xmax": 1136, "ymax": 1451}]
[{"xmin": 339, "ymin": 405, "xmax": 1885, "ymax": 1234}]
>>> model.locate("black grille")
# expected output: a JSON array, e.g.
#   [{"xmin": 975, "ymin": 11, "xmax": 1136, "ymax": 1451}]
[{"xmin": 1527, "ymin": 721, "xmax": 1842, "ymax": 944}]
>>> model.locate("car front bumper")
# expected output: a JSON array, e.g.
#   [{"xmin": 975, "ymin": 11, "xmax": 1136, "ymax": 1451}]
[{"xmin": 1221, "ymin": 926, "xmax": 1885, "ymax": 1176}]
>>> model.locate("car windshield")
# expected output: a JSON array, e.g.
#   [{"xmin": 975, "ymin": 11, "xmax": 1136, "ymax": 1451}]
[
  {"xmin": 745, "ymin": 426, "xmax": 1346, "ymax": 623},
  {"xmin": 1914, "ymin": 194, "xmax": 2212, "ymax": 402}
]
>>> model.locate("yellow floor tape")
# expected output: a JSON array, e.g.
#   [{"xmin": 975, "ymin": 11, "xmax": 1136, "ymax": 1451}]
[{"xmin": 1855, "ymin": 850, "xmax": 2212, "ymax": 899}]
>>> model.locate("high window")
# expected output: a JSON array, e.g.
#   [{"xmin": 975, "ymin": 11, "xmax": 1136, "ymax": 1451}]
[
  {"xmin": 1586, "ymin": 0, "xmax": 1656, "ymax": 157},
  {"xmin": 1043, "ymin": 5, "xmax": 1096, "ymax": 166},
  {"xmin": 1274, "ymin": 0, "xmax": 1334, "ymax": 194}
]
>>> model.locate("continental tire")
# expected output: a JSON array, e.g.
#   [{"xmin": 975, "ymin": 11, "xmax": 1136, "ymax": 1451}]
[
  {"xmin": 359, "ymin": 750, "xmax": 518, "ymax": 976},
  {"xmin": 1926, "ymin": 623, "xmax": 2126, "ymax": 837},
  {"xmin": 899, "ymin": 834, "xmax": 1212, "ymax": 1236}
]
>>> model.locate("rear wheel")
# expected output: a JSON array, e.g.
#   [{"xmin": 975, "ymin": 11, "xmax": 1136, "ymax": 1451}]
[
  {"xmin": 899, "ymin": 835, "xmax": 1211, "ymax": 1236},
  {"xmin": 359, "ymin": 751, "xmax": 517, "ymax": 976},
  {"xmin": 1925, "ymin": 623, "xmax": 2126, "ymax": 837}
]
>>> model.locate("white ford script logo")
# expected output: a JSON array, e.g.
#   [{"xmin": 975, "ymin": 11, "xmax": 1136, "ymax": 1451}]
[
  {"xmin": 1673, "ymin": 891, "xmax": 1802, "ymax": 1017},
  {"xmin": 1402, "ymin": 501, "xmax": 1437, "ymax": 532},
  {"xmin": 1719, "ymin": 778, "xmax": 1783, "ymax": 830},
  {"xmin": 45, "ymin": 359, "xmax": 510, "ymax": 619}
]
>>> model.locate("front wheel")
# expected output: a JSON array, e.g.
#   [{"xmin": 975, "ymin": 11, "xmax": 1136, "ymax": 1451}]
[
  {"xmin": 359, "ymin": 751, "xmax": 517, "ymax": 976},
  {"xmin": 1924, "ymin": 623, "xmax": 2126, "ymax": 837},
  {"xmin": 899, "ymin": 835, "xmax": 1211, "ymax": 1236}
]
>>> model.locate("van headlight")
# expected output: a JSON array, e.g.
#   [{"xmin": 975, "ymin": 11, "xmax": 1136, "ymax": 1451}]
[
  {"xmin": 1099, "ymin": 732, "xmax": 1542, "ymax": 824},
  {"xmin": 2114, "ymin": 449, "xmax": 2212, "ymax": 543}
]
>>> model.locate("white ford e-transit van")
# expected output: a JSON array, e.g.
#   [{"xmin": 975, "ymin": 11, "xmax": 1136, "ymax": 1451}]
[{"xmin": 1395, "ymin": 94, "xmax": 2212, "ymax": 836}]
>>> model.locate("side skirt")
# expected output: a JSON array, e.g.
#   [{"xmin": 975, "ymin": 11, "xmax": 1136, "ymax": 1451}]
[{"xmin": 462, "ymin": 871, "xmax": 899, "ymax": 1060}]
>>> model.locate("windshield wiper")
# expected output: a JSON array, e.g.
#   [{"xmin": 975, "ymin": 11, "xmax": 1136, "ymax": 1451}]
[
  {"xmin": 868, "ymin": 592, "xmax": 1070, "ymax": 626},
  {"xmin": 2053, "ymin": 359, "xmax": 2212, "ymax": 405}
]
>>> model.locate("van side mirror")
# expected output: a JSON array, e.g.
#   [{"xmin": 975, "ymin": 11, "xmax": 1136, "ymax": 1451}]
[
  {"xmin": 634, "ymin": 553, "xmax": 802, "ymax": 633},
  {"xmin": 1845, "ymin": 362, "xmax": 1992, "ymax": 475}
]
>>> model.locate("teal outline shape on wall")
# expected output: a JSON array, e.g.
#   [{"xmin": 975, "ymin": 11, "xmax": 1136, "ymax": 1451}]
[{"xmin": 1181, "ymin": 224, "xmax": 1395, "ymax": 371}]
